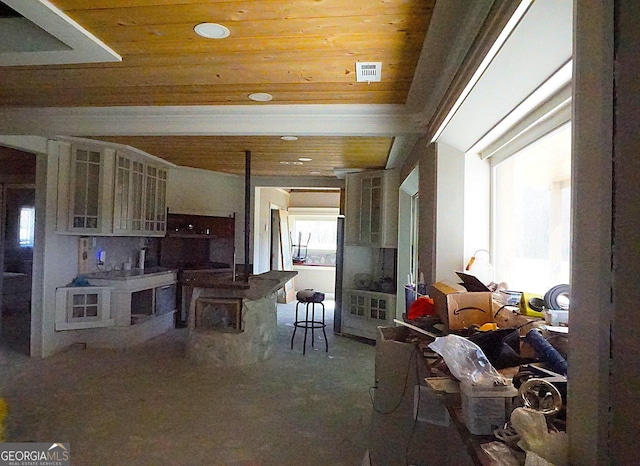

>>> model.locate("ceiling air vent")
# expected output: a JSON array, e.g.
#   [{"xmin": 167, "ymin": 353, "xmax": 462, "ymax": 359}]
[{"xmin": 355, "ymin": 62, "xmax": 382, "ymax": 83}]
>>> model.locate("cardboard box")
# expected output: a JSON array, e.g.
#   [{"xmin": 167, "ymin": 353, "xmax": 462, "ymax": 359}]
[{"xmin": 429, "ymin": 281, "xmax": 494, "ymax": 330}]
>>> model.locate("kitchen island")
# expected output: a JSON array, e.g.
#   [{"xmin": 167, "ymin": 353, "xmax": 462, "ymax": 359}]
[{"xmin": 185, "ymin": 270, "xmax": 297, "ymax": 366}]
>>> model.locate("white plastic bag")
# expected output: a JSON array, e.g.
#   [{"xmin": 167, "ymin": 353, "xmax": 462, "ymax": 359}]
[
  {"xmin": 511, "ymin": 407, "xmax": 568, "ymax": 466},
  {"xmin": 428, "ymin": 334, "xmax": 505, "ymax": 386}
]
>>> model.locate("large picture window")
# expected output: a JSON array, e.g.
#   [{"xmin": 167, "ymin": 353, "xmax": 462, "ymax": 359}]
[
  {"xmin": 288, "ymin": 210, "xmax": 338, "ymax": 266},
  {"xmin": 492, "ymin": 124, "xmax": 571, "ymax": 294}
]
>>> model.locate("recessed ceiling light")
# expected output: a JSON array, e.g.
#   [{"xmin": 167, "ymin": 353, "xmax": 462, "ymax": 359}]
[
  {"xmin": 298, "ymin": 157, "xmax": 312, "ymax": 162},
  {"xmin": 279, "ymin": 161, "xmax": 290, "ymax": 165},
  {"xmin": 194, "ymin": 23, "xmax": 230, "ymax": 39},
  {"xmin": 292, "ymin": 161, "xmax": 303, "ymax": 165},
  {"xmin": 248, "ymin": 92, "xmax": 273, "ymax": 102},
  {"xmin": 281, "ymin": 136, "xmax": 298, "ymax": 141},
  {"xmin": 310, "ymin": 171, "xmax": 321, "ymax": 176}
]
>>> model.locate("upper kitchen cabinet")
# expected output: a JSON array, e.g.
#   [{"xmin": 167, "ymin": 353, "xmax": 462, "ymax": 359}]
[
  {"xmin": 142, "ymin": 164, "xmax": 168, "ymax": 235},
  {"xmin": 113, "ymin": 153, "xmax": 168, "ymax": 236},
  {"xmin": 345, "ymin": 169, "xmax": 399, "ymax": 247},
  {"xmin": 56, "ymin": 139, "xmax": 173, "ymax": 237}
]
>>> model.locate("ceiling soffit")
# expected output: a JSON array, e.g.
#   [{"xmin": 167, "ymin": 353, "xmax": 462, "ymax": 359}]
[{"xmin": 435, "ymin": 0, "xmax": 574, "ymax": 153}]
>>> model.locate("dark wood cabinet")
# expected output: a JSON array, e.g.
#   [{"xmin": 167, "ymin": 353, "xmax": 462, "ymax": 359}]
[{"xmin": 166, "ymin": 213, "xmax": 235, "ymax": 238}]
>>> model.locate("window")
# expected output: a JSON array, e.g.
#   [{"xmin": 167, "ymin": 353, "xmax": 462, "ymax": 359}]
[
  {"xmin": 492, "ymin": 124, "xmax": 571, "ymax": 294},
  {"xmin": 18, "ymin": 206, "xmax": 35, "ymax": 248},
  {"xmin": 288, "ymin": 211, "xmax": 338, "ymax": 265}
]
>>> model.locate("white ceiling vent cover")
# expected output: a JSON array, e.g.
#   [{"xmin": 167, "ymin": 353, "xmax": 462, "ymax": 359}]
[{"xmin": 355, "ymin": 62, "xmax": 382, "ymax": 82}]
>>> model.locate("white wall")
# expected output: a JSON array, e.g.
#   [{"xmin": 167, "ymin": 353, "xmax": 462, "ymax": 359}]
[
  {"xmin": 292, "ymin": 265, "xmax": 336, "ymax": 294},
  {"xmin": 434, "ymin": 142, "xmax": 465, "ymax": 283},
  {"xmin": 463, "ymin": 152, "xmax": 491, "ymax": 276},
  {"xmin": 289, "ymin": 190, "xmax": 340, "ymax": 208},
  {"xmin": 397, "ymin": 166, "xmax": 419, "ymax": 317},
  {"xmin": 253, "ymin": 187, "xmax": 290, "ymax": 274},
  {"xmin": 167, "ymin": 166, "xmax": 244, "ymax": 262}
]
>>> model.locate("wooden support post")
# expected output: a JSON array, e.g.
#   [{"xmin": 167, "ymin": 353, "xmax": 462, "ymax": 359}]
[{"xmin": 244, "ymin": 150, "xmax": 251, "ymax": 282}]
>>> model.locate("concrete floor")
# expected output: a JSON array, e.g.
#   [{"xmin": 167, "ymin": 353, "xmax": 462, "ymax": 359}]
[{"xmin": 0, "ymin": 300, "xmax": 378, "ymax": 465}]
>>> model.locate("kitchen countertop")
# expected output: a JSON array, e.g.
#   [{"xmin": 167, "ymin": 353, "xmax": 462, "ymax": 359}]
[
  {"xmin": 188, "ymin": 270, "xmax": 297, "ymax": 301},
  {"xmin": 80, "ymin": 267, "xmax": 177, "ymax": 281}
]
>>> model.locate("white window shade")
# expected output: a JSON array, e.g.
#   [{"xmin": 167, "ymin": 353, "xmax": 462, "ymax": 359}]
[{"xmin": 492, "ymin": 124, "xmax": 571, "ymax": 294}]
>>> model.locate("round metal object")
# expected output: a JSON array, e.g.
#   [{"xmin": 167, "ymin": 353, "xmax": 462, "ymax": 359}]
[{"xmin": 518, "ymin": 378, "xmax": 563, "ymax": 415}]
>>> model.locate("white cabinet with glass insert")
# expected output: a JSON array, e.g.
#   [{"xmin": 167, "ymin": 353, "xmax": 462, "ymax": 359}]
[
  {"xmin": 345, "ymin": 169, "xmax": 399, "ymax": 247},
  {"xmin": 342, "ymin": 289, "xmax": 396, "ymax": 340},
  {"xmin": 56, "ymin": 141, "xmax": 116, "ymax": 235},
  {"xmin": 143, "ymin": 164, "xmax": 167, "ymax": 235},
  {"xmin": 113, "ymin": 155, "xmax": 145, "ymax": 234},
  {"xmin": 56, "ymin": 138, "xmax": 172, "ymax": 236},
  {"xmin": 55, "ymin": 286, "xmax": 113, "ymax": 330}
]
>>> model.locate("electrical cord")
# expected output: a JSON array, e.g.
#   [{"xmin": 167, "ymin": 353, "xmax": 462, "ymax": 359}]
[
  {"xmin": 367, "ymin": 346, "xmax": 417, "ymax": 466},
  {"xmin": 368, "ymin": 346, "xmax": 417, "ymax": 415},
  {"xmin": 493, "ymin": 304, "xmax": 519, "ymax": 318}
]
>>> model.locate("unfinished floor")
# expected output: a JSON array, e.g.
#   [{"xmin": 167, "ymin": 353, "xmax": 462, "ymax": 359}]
[{"xmin": 1, "ymin": 300, "xmax": 377, "ymax": 465}]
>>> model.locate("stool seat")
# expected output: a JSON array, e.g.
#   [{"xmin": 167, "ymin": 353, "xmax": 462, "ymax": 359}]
[
  {"xmin": 291, "ymin": 290, "xmax": 328, "ymax": 355},
  {"xmin": 296, "ymin": 289, "xmax": 325, "ymax": 303}
]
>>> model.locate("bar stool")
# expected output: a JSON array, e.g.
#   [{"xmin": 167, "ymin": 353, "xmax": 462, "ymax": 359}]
[{"xmin": 290, "ymin": 289, "xmax": 328, "ymax": 355}]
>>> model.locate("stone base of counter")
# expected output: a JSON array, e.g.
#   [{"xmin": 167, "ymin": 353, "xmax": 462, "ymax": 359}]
[{"xmin": 186, "ymin": 293, "xmax": 277, "ymax": 366}]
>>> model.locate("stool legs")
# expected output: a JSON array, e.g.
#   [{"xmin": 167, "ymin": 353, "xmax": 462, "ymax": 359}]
[
  {"xmin": 317, "ymin": 302, "xmax": 328, "ymax": 352},
  {"xmin": 290, "ymin": 301, "xmax": 302, "ymax": 350},
  {"xmin": 290, "ymin": 301, "xmax": 328, "ymax": 355}
]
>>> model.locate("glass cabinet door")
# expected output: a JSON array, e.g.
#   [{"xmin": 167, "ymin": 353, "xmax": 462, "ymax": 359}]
[
  {"xmin": 131, "ymin": 161, "xmax": 145, "ymax": 231},
  {"xmin": 155, "ymin": 168, "xmax": 167, "ymax": 233},
  {"xmin": 114, "ymin": 155, "xmax": 145, "ymax": 233},
  {"xmin": 71, "ymin": 148, "xmax": 102, "ymax": 231},
  {"xmin": 359, "ymin": 174, "xmax": 383, "ymax": 245},
  {"xmin": 144, "ymin": 165, "xmax": 158, "ymax": 232},
  {"xmin": 113, "ymin": 155, "xmax": 130, "ymax": 231}
]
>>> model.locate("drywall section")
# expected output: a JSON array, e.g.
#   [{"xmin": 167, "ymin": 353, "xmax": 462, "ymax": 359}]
[
  {"xmin": 292, "ymin": 265, "xmax": 335, "ymax": 294},
  {"xmin": 166, "ymin": 166, "xmax": 244, "ymax": 262},
  {"xmin": 568, "ymin": 1, "xmax": 614, "ymax": 463},
  {"xmin": 289, "ymin": 190, "xmax": 340, "ymax": 208},
  {"xmin": 396, "ymin": 167, "xmax": 419, "ymax": 318},
  {"xmin": 463, "ymin": 152, "xmax": 491, "ymax": 272},
  {"xmin": 434, "ymin": 142, "xmax": 465, "ymax": 283},
  {"xmin": 253, "ymin": 187, "xmax": 290, "ymax": 275},
  {"xmin": 402, "ymin": 138, "xmax": 437, "ymax": 285}
]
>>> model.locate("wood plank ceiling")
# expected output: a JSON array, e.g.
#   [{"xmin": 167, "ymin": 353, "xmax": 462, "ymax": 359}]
[{"xmin": 0, "ymin": 0, "xmax": 435, "ymax": 177}]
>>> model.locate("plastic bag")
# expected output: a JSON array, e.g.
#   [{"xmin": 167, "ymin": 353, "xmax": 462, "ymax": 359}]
[
  {"xmin": 481, "ymin": 441, "xmax": 520, "ymax": 466},
  {"xmin": 511, "ymin": 407, "xmax": 568, "ymax": 466},
  {"xmin": 428, "ymin": 334, "xmax": 506, "ymax": 386}
]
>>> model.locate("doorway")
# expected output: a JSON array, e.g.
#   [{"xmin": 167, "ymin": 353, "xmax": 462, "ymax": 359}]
[{"xmin": 0, "ymin": 147, "xmax": 37, "ymax": 356}]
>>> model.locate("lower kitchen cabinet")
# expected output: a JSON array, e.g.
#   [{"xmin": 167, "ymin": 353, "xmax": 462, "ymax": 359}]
[
  {"xmin": 341, "ymin": 289, "xmax": 396, "ymax": 340},
  {"xmin": 55, "ymin": 286, "xmax": 114, "ymax": 331}
]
